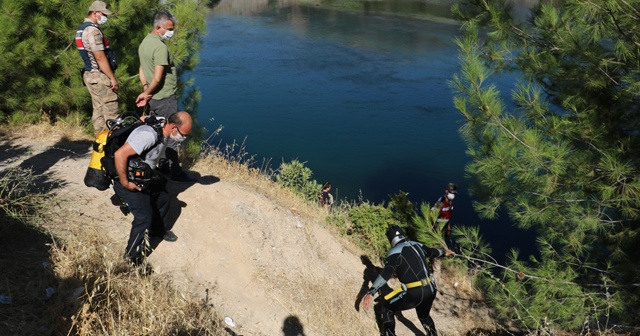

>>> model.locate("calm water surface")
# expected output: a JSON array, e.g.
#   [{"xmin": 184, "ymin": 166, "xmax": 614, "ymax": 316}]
[{"xmin": 194, "ymin": 2, "xmax": 535, "ymax": 258}]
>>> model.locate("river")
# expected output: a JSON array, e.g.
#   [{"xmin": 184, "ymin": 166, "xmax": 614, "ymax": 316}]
[{"xmin": 193, "ymin": 0, "xmax": 536, "ymax": 259}]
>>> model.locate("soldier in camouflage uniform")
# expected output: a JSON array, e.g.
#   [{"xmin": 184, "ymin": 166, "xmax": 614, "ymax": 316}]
[{"xmin": 75, "ymin": 1, "xmax": 119, "ymax": 134}]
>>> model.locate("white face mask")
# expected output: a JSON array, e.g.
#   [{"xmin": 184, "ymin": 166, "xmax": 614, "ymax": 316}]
[
  {"xmin": 170, "ymin": 130, "xmax": 186, "ymax": 143},
  {"xmin": 161, "ymin": 30, "xmax": 174, "ymax": 40},
  {"xmin": 97, "ymin": 14, "xmax": 108, "ymax": 25},
  {"xmin": 447, "ymin": 193, "xmax": 455, "ymax": 200}
]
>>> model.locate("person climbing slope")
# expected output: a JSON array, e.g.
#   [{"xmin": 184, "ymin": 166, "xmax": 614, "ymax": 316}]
[{"xmin": 362, "ymin": 225, "xmax": 454, "ymax": 336}]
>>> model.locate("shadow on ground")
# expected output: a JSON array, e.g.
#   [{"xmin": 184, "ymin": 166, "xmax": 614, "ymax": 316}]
[
  {"xmin": 0, "ymin": 136, "xmax": 91, "ymax": 192},
  {"xmin": 0, "ymin": 219, "xmax": 62, "ymax": 335}
]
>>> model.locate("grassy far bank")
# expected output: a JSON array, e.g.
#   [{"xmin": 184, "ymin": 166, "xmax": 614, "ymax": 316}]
[
  {"xmin": 317, "ymin": 0, "xmax": 458, "ymax": 22},
  {"xmin": 0, "ymin": 122, "xmax": 488, "ymax": 335}
]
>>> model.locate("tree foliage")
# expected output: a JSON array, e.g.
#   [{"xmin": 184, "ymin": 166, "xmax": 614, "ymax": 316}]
[
  {"xmin": 387, "ymin": 191, "xmax": 417, "ymax": 235},
  {"xmin": 451, "ymin": 0, "xmax": 640, "ymax": 332},
  {"xmin": 0, "ymin": 0, "xmax": 206, "ymax": 124}
]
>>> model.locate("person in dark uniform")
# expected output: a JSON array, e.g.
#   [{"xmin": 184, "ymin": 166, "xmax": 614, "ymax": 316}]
[
  {"xmin": 320, "ymin": 182, "xmax": 333, "ymax": 211},
  {"xmin": 362, "ymin": 225, "xmax": 454, "ymax": 336}
]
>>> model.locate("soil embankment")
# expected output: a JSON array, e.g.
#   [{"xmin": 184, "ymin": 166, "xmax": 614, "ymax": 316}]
[{"xmin": 1, "ymin": 132, "xmax": 496, "ymax": 335}]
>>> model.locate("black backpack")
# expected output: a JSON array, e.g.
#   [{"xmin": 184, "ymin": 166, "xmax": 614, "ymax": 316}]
[{"xmin": 99, "ymin": 114, "xmax": 164, "ymax": 188}]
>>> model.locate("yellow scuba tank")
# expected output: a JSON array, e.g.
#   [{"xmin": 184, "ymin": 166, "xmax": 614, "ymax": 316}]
[{"xmin": 84, "ymin": 130, "xmax": 111, "ymax": 190}]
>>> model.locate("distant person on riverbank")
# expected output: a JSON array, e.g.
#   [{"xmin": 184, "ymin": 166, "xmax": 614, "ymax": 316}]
[
  {"xmin": 317, "ymin": 182, "xmax": 333, "ymax": 211},
  {"xmin": 432, "ymin": 183, "xmax": 457, "ymax": 238},
  {"xmin": 76, "ymin": 1, "xmax": 119, "ymax": 134},
  {"xmin": 362, "ymin": 225, "xmax": 454, "ymax": 336},
  {"xmin": 136, "ymin": 9, "xmax": 195, "ymax": 183}
]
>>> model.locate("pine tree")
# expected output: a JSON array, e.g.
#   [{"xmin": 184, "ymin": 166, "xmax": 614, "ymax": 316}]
[
  {"xmin": 0, "ymin": 0, "xmax": 206, "ymax": 123},
  {"xmin": 451, "ymin": 0, "xmax": 640, "ymax": 332}
]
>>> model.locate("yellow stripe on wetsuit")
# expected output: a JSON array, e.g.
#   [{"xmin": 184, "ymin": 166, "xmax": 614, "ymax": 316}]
[{"xmin": 383, "ymin": 277, "xmax": 432, "ymax": 301}]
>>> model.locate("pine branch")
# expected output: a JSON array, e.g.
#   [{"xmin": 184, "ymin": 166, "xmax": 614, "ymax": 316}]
[
  {"xmin": 619, "ymin": 0, "xmax": 640, "ymax": 19},
  {"xmin": 53, "ymin": 41, "xmax": 74, "ymax": 62},
  {"xmin": 466, "ymin": 253, "xmax": 540, "ymax": 332},
  {"xmin": 460, "ymin": 252, "xmax": 640, "ymax": 288},
  {"xmin": 493, "ymin": 116, "xmax": 532, "ymax": 150},
  {"xmin": 458, "ymin": 253, "xmax": 554, "ymax": 283}
]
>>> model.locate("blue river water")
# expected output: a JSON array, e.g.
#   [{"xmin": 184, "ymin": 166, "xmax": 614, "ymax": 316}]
[{"xmin": 193, "ymin": 3, "xmax": 536, "ymax": 259}]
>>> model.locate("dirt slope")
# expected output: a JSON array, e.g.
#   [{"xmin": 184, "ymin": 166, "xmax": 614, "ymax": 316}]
[{"xmin": 2, "ymin": 132, "xmax": 496, "ymax": 336}]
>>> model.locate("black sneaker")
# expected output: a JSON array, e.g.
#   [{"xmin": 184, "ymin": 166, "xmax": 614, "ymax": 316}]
[{"xmin": 163, "ymin": 230, "xmax": 178, "ymax": 242}]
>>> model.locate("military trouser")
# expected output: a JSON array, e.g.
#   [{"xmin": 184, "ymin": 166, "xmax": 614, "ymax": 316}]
[{"xmin": 84, "ymin": 70, "xmax": 119, "ymax": 134}]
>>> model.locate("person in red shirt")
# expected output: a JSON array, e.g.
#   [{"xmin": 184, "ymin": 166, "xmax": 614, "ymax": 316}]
[{"xmin": 432, "ymin": 183, "xmax": 457, "ymax": 237}]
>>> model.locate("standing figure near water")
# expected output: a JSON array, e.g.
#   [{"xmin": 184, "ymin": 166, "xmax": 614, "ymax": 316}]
[
  {"xmin": 318, "ymin": 182, "xmax": 334, "ymax": 211},
  {"xmin": 432, "ymin": 183, "xmax": 457, "ymax": 238},
  {"xmin": 136, "ymin": 9, "xmax": 196, "ymax": 183}
]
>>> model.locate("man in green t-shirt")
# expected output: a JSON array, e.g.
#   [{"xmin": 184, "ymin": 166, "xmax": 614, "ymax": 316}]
[{"xmin": 136, "ymin": 10, "xmax": 196, "ymax": 183}]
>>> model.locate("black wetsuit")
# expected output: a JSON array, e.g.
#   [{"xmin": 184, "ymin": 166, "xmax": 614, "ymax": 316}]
[{"xmin": 368, "ymin": 240, "xmax": 445, "ymax": 336}]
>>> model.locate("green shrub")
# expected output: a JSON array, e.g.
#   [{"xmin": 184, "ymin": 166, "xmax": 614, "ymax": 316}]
[
  {"xmin": 347, "ymin": 202, "xmax": 397, "ymax": 260},
  {"xmin": 8, "ymin": 111, "xmax": 42, "ymax": 125},
  {"xmin": 388, "ymin": 191, "xmax": 417, "ymax": 237},
  {"xmin": 275, "ymin": 159, "xmax": 321, "ymax": 202}
]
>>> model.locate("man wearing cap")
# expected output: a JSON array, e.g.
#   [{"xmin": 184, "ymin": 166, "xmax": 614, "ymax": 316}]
[
  {"xmin": 362, "ymin": 225, "xmax": 454, "ymax": 336},
  {"xmin": 432, "ymin": 183, "xmax": 457, "ymax": 238},
  {"xmin": 135, "ymin": 10, "xmax": 196, "ymax": 183},
  {"xmin": 75, "ymin": 1, "xmax": 119, "ymax": 134}
]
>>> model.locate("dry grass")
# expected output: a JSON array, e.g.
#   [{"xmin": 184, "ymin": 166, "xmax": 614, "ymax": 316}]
[
  {"xmin": 48, "ymin": 227, "xmax": 226, "ymax": 336},
  {"xmin": 250, "ymin": 252, "xmax": 376, "ymax": 335},
  {"xmin": 0, "ymin": 219, "xmax": 57, "ymax": 335},
  {"xmin": 1, "ymin": 122, "xmax": 226, "ymax": 335},
  {"xmin": 438, "ymin": 259, "xmax": 483, "ymax": 302},
  {"xmin": 1, "ymin": 218, "xmax": 226, "ymax": 336},
  {"xmin": 192, "ymin": 141, "xmax": 332, "ymax": 224},
  {"xmin": 5, "ymin": 121, "xmax": 91, "ymax": 143}
]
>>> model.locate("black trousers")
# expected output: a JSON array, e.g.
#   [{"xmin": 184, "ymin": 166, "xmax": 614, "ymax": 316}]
[
  {"xmin": 380, "ymin": 284, "xmax": 437, "ymax": 336},
  {"xmin": 149, "ymin": 95, "xmax": 183, "ymax": 176},
  {"xmin": 114, "ymin": 180, "xmax": 170, "ymax": 262}
]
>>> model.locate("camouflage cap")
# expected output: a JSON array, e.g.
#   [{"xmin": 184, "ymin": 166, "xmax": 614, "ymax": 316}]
[{"xmin": 88, "ymin": 1, "xmax": 113, "ymax": 15}]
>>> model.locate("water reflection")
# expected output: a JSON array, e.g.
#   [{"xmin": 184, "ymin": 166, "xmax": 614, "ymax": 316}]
[{"xmin": 212, "ymin": 0, "xmax": 304, "ymax": 15}]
